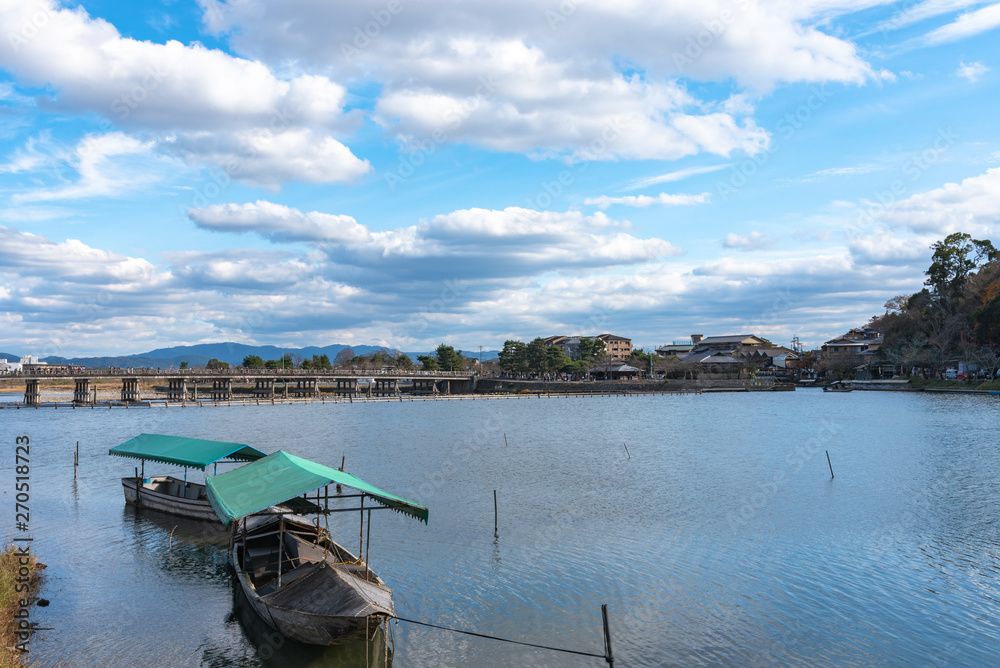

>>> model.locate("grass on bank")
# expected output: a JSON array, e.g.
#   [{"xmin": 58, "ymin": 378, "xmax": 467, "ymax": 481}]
[{"xmin": 1, "ymin": 544, "xmax": 42, "ymax": 668}]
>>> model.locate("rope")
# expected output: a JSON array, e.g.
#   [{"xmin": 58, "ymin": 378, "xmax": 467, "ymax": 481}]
[{"xmin": 393, "ymin": 616, "xmax": 606, "ymax": 659}]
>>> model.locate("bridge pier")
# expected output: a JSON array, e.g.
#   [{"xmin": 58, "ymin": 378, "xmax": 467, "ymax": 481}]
[
  {"xmin": 294, "ymin": 378, "xmax": 317, "ymax": 398},
  {"xmin": 166, "ymin": 378, "xmax": 188, "ymax": 401},
  {"xmin": 23, "ymin": 379, "xmax": 39, "ymax": 406},
  {"xmin": 332, "ymin": 378, "xmax": 357, "ymax": 396},
  {"xmin": 373, "ymin": 379, "xmax": 398, "ymax": 397},
  {"xmin": 412, "ymin": 379, "xmax": 437, "ymax": 395},
  {"xmin": 121, "ymin": 377, "xmax": 140, "ymax": 403},
  {"xmin": 254, "ymin": 378, "xmax": 276, "ymax": 398},
  {"xmin": 211, "ymin": 379, "xmax": 232, "ymax": 401},
  {"xmin": 73, "ymin": 378, "xmax": 92, "ymax": 405}
]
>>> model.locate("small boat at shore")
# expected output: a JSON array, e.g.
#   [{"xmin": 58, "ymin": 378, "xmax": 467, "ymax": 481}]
[
  {"xmin": 109, "ymin": 434, "xmax": 267, "ymax": 521},
  {"xmin": 823, "ymin": 383, "xmax": 853, "ymax": 392},
  {"xmin": 206, "ymin": 450, "xmax": 428, "ymax": 645}
]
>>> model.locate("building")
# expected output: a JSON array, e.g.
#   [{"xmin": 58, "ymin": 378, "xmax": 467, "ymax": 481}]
[
  {"xmin": 590, "ymin": 362, "xmax": 639, "ymax": 380},
  {"xmin": 0, "ymin": 359, "xmax": 22, "ymax": 373},
  {"xmin": 821, "ymin": 328, "xmax": 883, "ymax": 363},
  {"xmin": 543, "ymin": 336, "xmax": 582, "ymax": 360},
  {"xmin": 655, "ymin": 342, "xmax": 695, "ymax": 358},
  {"xmin": 543, "ymin": 334, "xmax": 632, "ymax": 361},
  {"xmin": 594, "ymin": 334, "xmax": 632, "ymax": 361}
]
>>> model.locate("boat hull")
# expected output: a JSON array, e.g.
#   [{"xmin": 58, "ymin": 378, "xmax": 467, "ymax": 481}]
[
  {"xmin": 122, "ymin": 476, "xmax": 218, "ymax": 521},
  {"xmin": 230, "ymin": 514, "xmax": 393, "ymax": 646}
]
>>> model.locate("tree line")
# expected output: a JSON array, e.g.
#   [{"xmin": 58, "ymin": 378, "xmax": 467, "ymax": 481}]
[{"xmin": 855, "ymin": 232, "xmax": 1000, "ymax": 379}]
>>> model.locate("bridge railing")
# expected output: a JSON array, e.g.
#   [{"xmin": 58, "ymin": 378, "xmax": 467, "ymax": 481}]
[{"xmin": 8, "ymin": 367, "xmax": 475, "ymax": 379}]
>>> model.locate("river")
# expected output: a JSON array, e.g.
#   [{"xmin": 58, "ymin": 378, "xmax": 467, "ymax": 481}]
[{"xmin": 3, "ymin": 390, "xmax": 1000, "ymax": 666}]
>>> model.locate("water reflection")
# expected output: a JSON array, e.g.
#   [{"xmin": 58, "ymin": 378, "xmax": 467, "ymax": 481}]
[{"xmin": 217, "ymin": 579, "xmax": 392, "ymax": 668}]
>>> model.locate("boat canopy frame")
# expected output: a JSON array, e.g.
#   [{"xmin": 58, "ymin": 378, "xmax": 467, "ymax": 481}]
[{"xmin": 206, "ymin": 450, "xmax": 429, "ymax": 528}]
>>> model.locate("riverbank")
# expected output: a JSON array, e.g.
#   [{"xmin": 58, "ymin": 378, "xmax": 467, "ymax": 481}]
[{"xmin": 1, "ymin": 544, "xmax": 42, "ymax": 667}]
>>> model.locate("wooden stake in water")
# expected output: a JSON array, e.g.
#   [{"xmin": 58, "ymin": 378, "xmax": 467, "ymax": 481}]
[
  {"xmin": 493, "ymin": 490, "xmax": 498, "ymax": 535},
  {"xmin": 503, "ymin": 433, "xmax": 508, "ymax": 448},
  {"xmin": 826, "ymin": 450, "xmax": 835, "ymax": 479},
  {"xmin": 602, "ymin": 603, "xmax": 615, "ymax": 667},
  {"xmin": 623, "ymin": 443, "xmax": 631, "ymax": 459},
  {"xmin": 74, "ymin": 441, "xmax": 79, "ymax": 479}
]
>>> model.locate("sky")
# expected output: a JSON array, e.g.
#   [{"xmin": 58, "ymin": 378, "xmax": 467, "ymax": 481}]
[{"xmin": 0, "ymin": 0, "xmax": 998, "ymax": 358}]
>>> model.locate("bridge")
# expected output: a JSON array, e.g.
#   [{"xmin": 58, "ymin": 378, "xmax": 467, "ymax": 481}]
[{"xmin": 9, "ymin": 369, "xmax": 477, "ymax": 406}]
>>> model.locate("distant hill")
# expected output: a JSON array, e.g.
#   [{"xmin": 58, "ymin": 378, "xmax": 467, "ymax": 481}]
[
  {"xmin": 0, "ymin": 352, "xmax": 20, "ymax": 362},
  {"xmin": 404, "ymin": 350, "xmax": 500, "ymax": 362},
  {"xmin": 41, "ymin": 342, "xmax": 400, "ymax": 369}
]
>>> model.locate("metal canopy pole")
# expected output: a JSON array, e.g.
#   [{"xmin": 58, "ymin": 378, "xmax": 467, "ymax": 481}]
[
  {"xmin": 365, "ymin": 509, "xmax": 372, "ymax": 581},
  {"xmin": 359, "ymin": 496, "xmax": 365, "ymax": 557},
  {"xmin": 277, "ymin": 515, "xmax": 285, "ymax": 590}
]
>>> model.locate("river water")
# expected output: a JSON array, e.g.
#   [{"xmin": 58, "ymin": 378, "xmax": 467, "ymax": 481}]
[{"xmin": 3, "ymin": 390, "xmax": 1000, "ymax": 666}]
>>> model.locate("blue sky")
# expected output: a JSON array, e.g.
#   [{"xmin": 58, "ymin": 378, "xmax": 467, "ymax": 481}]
[{"xmin": 0, "ymin": 0, "xmax": 998, "ymax": 357}]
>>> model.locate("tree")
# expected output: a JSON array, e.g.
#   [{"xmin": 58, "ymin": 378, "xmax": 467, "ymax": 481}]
[
  {"xmin": 334, "ymin": 347, "xmax": 354, "ymax": 367},
  {"xmin": 310, "ymin": 354, "xmax": 331, "ymax": 370},
  {"xmin": 395, "ymin": 353, "xmax": 414, "ymax": 370},
  {"xmin": 370, "ymin": 351, "xmax": 392, "ymax": 367},
  {"xmin": 435, "ymin": 344, "xmax": 463, "ymax": 371},
  {"xmin": 544, "ymin": 345, "xmax": 568, "ymax": 373},
  {"xmin": 417, "ymin": 355, "xmax": 439, "ymax": 371},
  {"xmin": 525, "ymin": 338, "xmax": 547, "ymax": 373},
  {"xmin": 498, "ymin": 340, "xmax": 527, "ymax": 373},
  {"xmin": 179, "ymin": 361, "xmax": 188, "ymax": 370},
  {"xmin": 925, "ymin": 232, "xmax": 997, "ymax": 295},
  {"xmin": 629, "ymin": 348, "xmax": 657, "ymax": 376},
  {"xmin": 242, "ymin": 355, "xmax": 265, "ymax": 369},
  {"xmin": 206, "ymin": 358, "xmax": 229, "ymax": 370},
  {"xmin": 579, "ymin": 337, "xmax": 606, "ymax": 361}
]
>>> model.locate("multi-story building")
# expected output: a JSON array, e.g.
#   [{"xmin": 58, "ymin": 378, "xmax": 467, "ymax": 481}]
[{"xmin": 594, "ymin": 334, "xmax": 633, "ymax": 361}]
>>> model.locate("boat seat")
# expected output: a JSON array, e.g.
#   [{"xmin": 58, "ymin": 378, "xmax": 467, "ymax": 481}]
[{"xmin": 254, "ymin": 561, "xmax": 317, "ymax": 596}]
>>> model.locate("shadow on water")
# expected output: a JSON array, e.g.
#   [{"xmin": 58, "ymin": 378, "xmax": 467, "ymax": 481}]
[
  {"xmin": 205, "ymin": 578, "xmax": 393, "ymax": 668},
  {"xmin": 122, "ymin": 504, "xmax": 230, "ymax": 549}
]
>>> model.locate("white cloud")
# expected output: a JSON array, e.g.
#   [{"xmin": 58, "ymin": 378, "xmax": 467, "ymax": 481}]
[
  {"xmin": 190, "ymin": 200, "xmax": 371, "ymax": 244},
  {"xmin": 923, "ymin": 2, "xmax": 1000, "ymax": 44},
  {"xmin": 625, "ymin": 165, "xmax": 731, "ymax": 191},
  {"xmin": 879, "ymin": 167, "xmax": 1000, "ymax": 236},
  {"xmin": 848, "ymin": 233, "xmax": 931, "ymax": 265},
  {"xmin": 0, "ymin": 0, "xmax": 367, "ymax": 188},
  {"xmin": 188, "ymin": 202, "xmax": 681, "ymax": 282},
  {"xmin": 196, "ymin": 0, "xmax": 885, "ymax": 161},
  {"xmin": 721, "ymin": 231, "xmax": 779, "ymax": 251},
  {"xmin": 876, "ymin": 0, "xmax": 986, "ymax": 33},
  {"xmin": 584, "ymin": 192, "xmax": 710, "ymax": 210},
  {"xmin": 956, "ymin": 61, "xmax": 990, "ymax": 82},
  {"xmin": 12, "ymin": 132, "xmax": 162, "ymax": 203}
]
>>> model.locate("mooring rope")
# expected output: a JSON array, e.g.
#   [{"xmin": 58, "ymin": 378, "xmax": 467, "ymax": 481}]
[{"xmin": 392, "ymin": 616, "xmax": 606, "ymax": 659}]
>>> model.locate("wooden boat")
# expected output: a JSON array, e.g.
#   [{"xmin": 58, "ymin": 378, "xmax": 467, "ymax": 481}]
[
  {"xmin": 232, "ymin": 512, "xmax": 394, "ymax": 644},
  {"xmin": 207, "ymin": 450, "xmax": 428, "ymax": 646},
  {"xmin": 109, "ymin": 434, "xmax": 267, "ymax": 521},
  {"xmin": 121, "ymin": 475, "xmax": 218, "ymax": 521},
  {"xmin": 823, "ymin": 384, "xmax": 853, "ymax": 392}
]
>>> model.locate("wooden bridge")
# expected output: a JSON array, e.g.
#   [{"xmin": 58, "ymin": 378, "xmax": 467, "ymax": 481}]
[{"xmin": 11, "ymin": 369, "xmax": 476, "ymax": 406}]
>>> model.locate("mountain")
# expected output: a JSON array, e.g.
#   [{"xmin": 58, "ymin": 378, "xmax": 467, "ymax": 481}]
[
  {"xmin": 0, "ymin": 352, "xmax": 20, "ymax": 362},
  {"xmin": 41, "ymin": 342, "xmax": 399, "ymax": 369}
]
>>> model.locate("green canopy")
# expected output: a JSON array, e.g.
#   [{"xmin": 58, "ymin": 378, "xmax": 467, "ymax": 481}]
[
  {"xmin": 109, "ymin": 434, "xmax": 267, "ymax": 470},
  {"xmin": 206, "ymin": 451, "xmax": 428, "ymax": 528}
]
